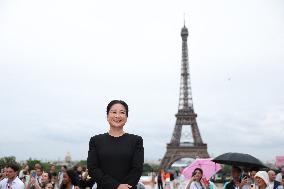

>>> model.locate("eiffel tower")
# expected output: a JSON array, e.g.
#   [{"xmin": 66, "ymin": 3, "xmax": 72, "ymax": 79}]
[{"xmin": 160, "ymin": 24, "xmax": 209, "ymax": 170}]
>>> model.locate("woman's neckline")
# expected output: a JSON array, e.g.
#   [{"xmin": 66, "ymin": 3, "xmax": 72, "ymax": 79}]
[{"xmin": 107, "ymin": 132, "xmax": 127, "ymax": 138}]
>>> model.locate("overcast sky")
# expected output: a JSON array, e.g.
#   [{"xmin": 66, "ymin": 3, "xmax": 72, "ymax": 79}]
[{"xmin": 0, "ymin": 0, "xmax": 284, "ymax": 164}]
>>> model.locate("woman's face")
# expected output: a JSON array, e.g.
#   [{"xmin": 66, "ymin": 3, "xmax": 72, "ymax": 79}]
[
  {"xmin": 193, "ymin": 170, "xmax": 202, "ymax": 181},
  {"xmin": 41, "ymin": 173, "xmax": 49, "ymax": 183},
  {"xmin": 24, "ymin": 165, "xmax": 29, "ymax": 171},
  {"xmin": 62, "ymin": 173, "xmax": 70, "ymax": 184},
  {"xmin": 45, "ymin": 183, "xmax": 53, "ymax": 189},
  {"xmin": 255, "ymin": 177, "xmax": 266, "ymax": 188},
  {"xmin": 107, "ymin": 103, "xmax": 127, "ymax": 129}
]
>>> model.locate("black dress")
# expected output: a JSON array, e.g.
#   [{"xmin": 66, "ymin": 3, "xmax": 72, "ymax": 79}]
[{"xmin": 87, "ymin": 133, "xmax": 144, "ymax": 189}]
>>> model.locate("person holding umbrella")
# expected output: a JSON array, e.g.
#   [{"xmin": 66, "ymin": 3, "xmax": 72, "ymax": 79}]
[
  {"xmin": 223, "ymin": 166, "xmax": 249, "ymax": 189},
  {"xmin": 185, "ymin": 168, "xmax": 208, "ymax": 189}
]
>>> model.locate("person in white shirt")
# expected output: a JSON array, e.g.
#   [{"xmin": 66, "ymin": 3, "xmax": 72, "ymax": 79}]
[
  {"xmin": 35, "ymin": 167, "xmax": 43, "ymax": 186},
  {"xmin": 276, "ymin": 168, "xmax": 284, "ymax": 183},
  {"xmin": 268, "ymin": 170, "xmax": 282, "ymax": 189},
  {"xmin": 0, "ymin": 164, "xmax": 24, "ymax": 189},
  {"xmin": 1, "ymin": 168, "xmax": 7, "ymax": 181},
  {"xmin": 58, "ymin": 166, "xmax": 67, "ymax": 187}
]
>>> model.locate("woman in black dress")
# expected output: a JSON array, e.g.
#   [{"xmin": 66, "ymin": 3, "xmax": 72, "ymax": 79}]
[{"xmin": 87, "ymin": 100, "xmax": 144, "ymax": 189}]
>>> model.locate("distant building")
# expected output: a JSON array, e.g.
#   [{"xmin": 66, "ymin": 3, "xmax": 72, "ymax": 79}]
[{"xmin": 65, "ymin": 152, "xmax": 72, "ymax": 164}]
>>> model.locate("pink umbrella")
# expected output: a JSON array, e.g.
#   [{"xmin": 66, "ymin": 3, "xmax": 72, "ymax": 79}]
[{"xmin": 182, "ymin": 158, "xmax": 222, "ymax": 180}]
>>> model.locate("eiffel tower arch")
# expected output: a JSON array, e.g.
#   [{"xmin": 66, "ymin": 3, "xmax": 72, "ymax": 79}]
[{"xmin": 160, "ymin": 24, "xmax": 209, "ymax": 170}]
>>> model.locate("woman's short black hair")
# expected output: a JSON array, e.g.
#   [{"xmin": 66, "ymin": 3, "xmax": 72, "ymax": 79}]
[{"xmin": 106, "ymin": 100, "xmax": 129, "ymax": 117}]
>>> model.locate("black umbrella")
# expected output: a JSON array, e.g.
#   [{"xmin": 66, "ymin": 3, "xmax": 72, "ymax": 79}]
[{"xmin": 212, "ymin": 152, "xmax": 267, "ymax": 168}]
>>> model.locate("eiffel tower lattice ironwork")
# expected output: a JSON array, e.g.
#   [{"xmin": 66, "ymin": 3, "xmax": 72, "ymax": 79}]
[{"xmin": 160, "ymin": 24, "xmax": 209, "ymax": 170}]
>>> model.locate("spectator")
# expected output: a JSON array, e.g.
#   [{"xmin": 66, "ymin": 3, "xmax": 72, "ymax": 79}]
[
  {"xmin": 254, "ymin": 171, "xmax": 269, "ymax": 189},
  {"xmin": 185, "ymin": 168, "xmax": 206, "ymax": 189},
  {"xmin": 58, "ymin": 166, "xmax": 67, "ymax": 187},
  {"xmin": 223, "ymin": 166, "xmax": 242, "ymax": 189},
  {"xmin": 163, "ymin": 171, "xmax": 171, "ymax": 188},
  {"xmin": 60, "ymin": 170, "xmax": 79, "ymax": 189},
  {"xmin": 0, "ymin": 168, "xmax": 7, "ymax": 181},
  {"xmin": 44, "ymin": 183, "xmax": 54, "ymax": 189},
  {"xmin": 276, "ymin": 168, "xmax": 284, "ymax": 183},
  {"xmin": 281, "ymin": 176, "xmax": 284, "ymax": 188},
  {"xmin": 19, "ymin": 164, "xmax": 29, "ymax": 180},
  {"xmin": 35, "ymin": 167, "xmax": 43, "ymax": 186},
  {"xmin": 41, "ymin": 172, "xmax": 53, "ymax": 189},
  {"xmin": 157, "ymin": 170, "xmax": 164, "ymax": 189},
  {"xmin": 268, "ymin": 170, "xmax": 281, "ymax": 189},
  {"xmin": 0, "ymin": 164, "xmax": 24, "ymax": 189},
  {"xmin": 250, "ymin": 167, "xmax": 260, "ymax": 185},
  {"xmin": 49, "ymin": 165, "xmax": 58, "ymax": 185}
]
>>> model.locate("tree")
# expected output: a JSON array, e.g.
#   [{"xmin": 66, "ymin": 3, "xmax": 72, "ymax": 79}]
[
  {"xmin": 79, "ymin": 160, "xmax": 87, "ymax": 166},
  {"xmin": 222, "ymin": 164, "xmax": 231, "ymax": 175},
  {"xmin": 143, "ymin": 163, "xmax": 153, "ymax": 174},
  {"xmin": 149, "ymin": 163, "xmax": 161, "ymax": 173},
  {"xmin": 0, "ymin": 156, "xmax": 20, "ymax": 169},
  {"xmin": 26, "ymin": 158, "xmax": 41, "ymax": 170}
]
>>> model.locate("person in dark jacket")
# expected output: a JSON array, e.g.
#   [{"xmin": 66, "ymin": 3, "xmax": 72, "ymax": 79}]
[
  {"xmin": 157, "ymin": 170, "xmax": 164, "ymax": 189},
  {"xmin": 87, "ymin": 100, "xmax": 144, "ymax": 189},
  {"xmin": 224, "ymin": 166, "xmax": 249, "ymax": 189}
]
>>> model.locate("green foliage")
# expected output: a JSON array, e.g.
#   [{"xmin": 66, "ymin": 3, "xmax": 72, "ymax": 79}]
[
  {"xmin": 79, "ymin": 160, "xmax": 87, "ymax": 166},
  {"xmin": 143, "ymin": 163, "xmax": 153, "ymax": 173},
  {"xmin": 149, "ymin": 163, "xmax": 160, "ymax": 173},
  {"xmin": 0, "ymin": 156, "xmax": 20, "ymax": 170},
  {"xmin": 26, "ymin": 159, "xmax": 62, "ymax": 172},
  {"xmin": 221, "ymin": 164, "xmax": 231, "ymax": 175},
  {"xmin": 26, "ymin": 158, "xmax": 41, "ymax": 170},
  {"xmin": 41, "ymin": 163, "xmax": 51, "ymax": 171}
]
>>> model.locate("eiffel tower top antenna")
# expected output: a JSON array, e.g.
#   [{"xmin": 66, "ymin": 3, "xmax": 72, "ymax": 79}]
[{"xmin": 184, "ymin": 13, "xmax": 185, "ymax": 27}]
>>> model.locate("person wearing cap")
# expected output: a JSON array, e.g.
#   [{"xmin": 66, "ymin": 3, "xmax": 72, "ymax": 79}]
[{"xmin": 254, "ymin": 171, "xmax": 269, "ymax": 189}]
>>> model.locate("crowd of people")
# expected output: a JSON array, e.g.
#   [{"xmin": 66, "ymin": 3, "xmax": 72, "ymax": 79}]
[
  {"xmin": 154, "ymin": 166, "xmax": 284, "ymax": 189},
  {"xmin": 0, "ymin": 162, "xmax": 284, "ymax": 189},
  {"xmin": 0, "ymin": 163, "xmax": 93, "ymax": 189},
  {"xmin": 222, "ymin": 166, "xmax": 284, "ymax": 189}
]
